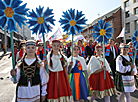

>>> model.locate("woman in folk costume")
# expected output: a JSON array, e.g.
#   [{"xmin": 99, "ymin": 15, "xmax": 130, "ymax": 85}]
[
  {"xmin": 10, "ymin": 40, "xmax": 49, "ymax": 102},
  {"xmin": 16, "ymin": 40, "xmax": 26, "ymax": 62},
  {"xmin": 87, "ymin": 44, "xmax": 116, "ymax": 102},
  {"xmin": 115, "ymin": 43, "xmax": 137, "ymax": 102},
  {"xmin": 47, "ymin": 40, "xmax": 73, "ymax": 102},
  {"xmin": 68, "ymin": 45, "xmax": 89, "ymax": 102}
]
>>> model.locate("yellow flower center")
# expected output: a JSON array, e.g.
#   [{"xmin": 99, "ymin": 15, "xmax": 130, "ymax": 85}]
[
  {"xmin": 70, "ymin": 20, "xmax": 76, "ymax": 26},
  {"xmin": 137, "ymin": 36, "xmax": 138, "ymax": 42},
  {"xmin": 5, "ymin": 7, "xmax": 14, "ymax": 18},
  {"xmin": 37, "ymin": 17, "xmax": 44, "ymax": 24},
  {"xmin": 99, "ymin": 29, "xmax": 106, "ymax": 36}
]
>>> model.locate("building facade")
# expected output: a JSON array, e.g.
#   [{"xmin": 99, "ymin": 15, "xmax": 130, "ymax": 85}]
[
  {"xmin": 121, "ymin": 0, "xmax": 138, "ymax": 43},
  {"xmin": 82, "ymin": 6, "xmax": 122, "ymax": 43},
  {"xmin": 0, "ymin": 23, "xmax": 31, "ymax": 51}
]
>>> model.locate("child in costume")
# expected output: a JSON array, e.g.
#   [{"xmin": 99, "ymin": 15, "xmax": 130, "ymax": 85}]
[
  {"xmin": 87, "ymin": 44, "xmax": 116, "ymax": 102},
  {"xmin": 16, "ymin": 40, "xmax": 26, "ymax": 62},
  {"xmin": 116, "ymin": 43, "xmax": 137, "ymax": 102},
  {"xmin": 68, "ymin": 45, "xmax": 89, "ymax": 102},
  {"xmin": 10, "ymin": 40, "xmax": 49, "ymax": 102},
  {"xmin": 47, "ymin": 40, "xmax": 73, "ymax": 102}
]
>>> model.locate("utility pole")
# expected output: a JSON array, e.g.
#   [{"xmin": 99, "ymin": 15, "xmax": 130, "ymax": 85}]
[{"xmin": 123, "ymin": 3, "xmax": 126, "ymax": 43}]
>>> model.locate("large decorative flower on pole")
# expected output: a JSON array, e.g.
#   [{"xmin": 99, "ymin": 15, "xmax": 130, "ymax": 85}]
[
  {"xmin": 59, "ymin": 8, "xmax": 87, "ymax": 35},
  {"xmin": 92, "ymin": 19, "xmax": 114, "ymax": 79},
  {"xmin": 0, "ymin": 0, "xmax": 28, "ymax": 32},
  {"xmin": 59, "ymin": 8, "xmax": 87, "ymax": 62},
  {"xmin": 131, "ymin": 30, "xmax": 138, "ymax": 65},
  {"xmin": 27, "ymin": 6, "xmax": 55, "ymax": 73},
  {"xmin": 0, "ymin": 0, "xmax": 28, "ymax": 82},
  {"xmin": 92, "ymin": 19, "xmax": 113, "ymax": 43}
]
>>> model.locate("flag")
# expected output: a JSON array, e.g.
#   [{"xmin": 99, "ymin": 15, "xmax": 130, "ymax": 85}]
[
  {"xmin": 74, "ymin": 35, "xmax": 87, "ymax": 42},
  {"xmin": 116, "ymin": 27, "xmax": 125, "ymax": 39},
  {"xmin": 48, "ymin": 28, "xmax": 63, "ymax": 42}
]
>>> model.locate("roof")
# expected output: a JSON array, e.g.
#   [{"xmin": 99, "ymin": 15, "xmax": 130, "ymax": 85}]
[{"xmin": 83, "ymin": 6, "xmax": 121, "ymax": 30}]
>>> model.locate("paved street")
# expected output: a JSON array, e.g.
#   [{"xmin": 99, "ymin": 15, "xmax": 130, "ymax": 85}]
[{"xmin": 0, "ymin": 52, "xmax": 138, "ymax": 102}]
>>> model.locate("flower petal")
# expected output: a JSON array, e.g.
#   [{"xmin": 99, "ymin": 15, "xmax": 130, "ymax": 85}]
[
  {"xmin": 39, "ymin": 24, "xmax": 46, "ymax": 34},
  {"xmin": 43, "ymin": 7, "xmax": 53, "ymax": 19},
  {"xmin": 59, "ymin": 18, "xmax": 69, "ymax": 25},
  {"xmin": 0, "ymin": 16, "xmax": 7, "ymax": 28},
  {"xmin": 4, "ymin": 0, "xmax": 10, "ymax": 6},
  {"xmin": 0, "ymin": 0, "xmax": 6, "ymax": 10},
  {"xmin": 13, "ymin": 15, "xmax": 26, "ymax": 28},
  {"xmin": 7, "ymin": 19, "xmax": 16, "ymax": 32},
  {"xmin": 31, "ymin": 24, "xmax": 40, "ymax": 34},
  {"xmin": 68, "ymin": 8, "xmax": 75, "ymax": 19},
  {"xmin": 0, "ymin": 10, "xmax": 4, "ymax": 16},
  {"xmin": 134, "ymin": 30, "xmax": 138, "ymax": 37},
  {"xmin": 92, "ymin": 33, "xmax": 100, "ymax": 40},
  {"xmin": 36, "ymin": 6, "xmax": 43, "ymax": 17},
  {"xmin": 74, "ymin": 25, "xmax": 84, "ymax": 33},
  {"xmin": 28, "ymin": 9, "xmax": 38, "ymax": 18},
  {"xmin": 62, "ymin": 11, "xmax": 71, "ymax": 20},
  {"xmin": 76, "ymin": 17, "xmax": 87, "ymax": 25},
  {"xmin": 15, "ymin": 3, "xmax": 29, "ymax": 15},
  {"xmin": 62, "ymin": 24, "xmax": 70, "ymax": 32},
  {"xmin": 70, "ymin": 26, "xmax": 75, "ymax": 35},
  {"xmin": 75, "ymin": 10, "xmax": 84, "ymax": 21},
  {"xmin": 11, "ymin": 0, "xmax": 22, "ymax": 8},
  {"xmin": 45, "ymin": 16, "xmax": 55, "ymax": 25},
  {"xmin": 27, "ymin": 19, "xmax": 38, "ymax": 28},
  {"xmin": 93, "ymin": 24, "xmax": 100, "ymax": 33}
]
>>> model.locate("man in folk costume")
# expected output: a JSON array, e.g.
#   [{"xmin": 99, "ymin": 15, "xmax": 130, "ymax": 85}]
[
  {"xmin": 128, "ymin": 42, "xmax": 135, "ymax": 59},
  {"xmin": 105, "ymin": 38, "xmax": 118, "ymax": 80},
  {"xmin": 16, "ymin": 40, "xmax": 26, "ymax": 62},
  {"xmin": 45, "ymin": 41, "xmax": 51, "ymax": 52},
  {"xmin": 78, "ymin": 40, "xmax": 85, "ymax": 58},
  {"xmin": 37, "ymin": 42, "xmax": 46, "ymax": 61},
  {"xmin": 85, "ymin": 40, "xmax": 95, "ymax": 64}
]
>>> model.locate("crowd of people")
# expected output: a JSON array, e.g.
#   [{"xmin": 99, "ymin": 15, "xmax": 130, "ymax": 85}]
[{"xmin": 9, "ymin": 39, "xmax": 138, "ymax": 102}]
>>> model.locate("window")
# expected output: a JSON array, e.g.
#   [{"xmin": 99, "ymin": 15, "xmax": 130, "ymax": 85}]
[
  {"xmin": 125, "ymin": 11, "xmax": 130, "ymax": 18},
  {"xmin": 126, "ymin": 23, "xmax": 130, "ymax": 33},
  {"xmin": 134, "ymin": 0, "xmax": 138, "ymax": 3},
  {"xmin": 125, "ymin": 1, "xmax": 129, "ymax": 7},
  {"xmin": 135, "ymin": 20, "xmax": 138, "ymax": 30},
  {"xmin": 134, "ymin": 7, "xmax": 138, "ymax": 14}
]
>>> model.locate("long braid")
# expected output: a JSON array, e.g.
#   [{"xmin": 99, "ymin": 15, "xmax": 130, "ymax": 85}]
[
  {"xmin": 59, "ymin": 50, "xmax": 67, "ymax": 68},
  {"xmin": 49, "ymin": 50, "xmax": 53, "ymax": 68}
]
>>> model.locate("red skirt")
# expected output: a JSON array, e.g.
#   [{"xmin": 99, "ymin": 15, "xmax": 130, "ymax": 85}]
[
  {"xmin": 47, "ymin": 68, "xmax": 73, "ymax": 101},
  {"xmin": 89, "ymin": 71, "xmax": 116, "ymax": 98}
]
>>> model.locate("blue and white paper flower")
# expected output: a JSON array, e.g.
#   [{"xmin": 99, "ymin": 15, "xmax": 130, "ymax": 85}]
[
  {"xmin": 27, "ymin": 6, "xmax": 55, "ymax": 35},
  {"xmin": 92, "ymin": 19, "xmax": 114, "ymax": 43},
  {"xmin": 59, "ymin": 8, "xmax": 87, "ymax": 35},
  {"xmin": 0, "ymin": 0, "xmax": 28, "ymax": 32},
  {"xmin": 131, "ymin": 30, "xmax": 138, "ymax": 48}
]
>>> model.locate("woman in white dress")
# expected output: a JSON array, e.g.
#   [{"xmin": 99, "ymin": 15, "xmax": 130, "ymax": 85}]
[
  {"xmin": 10, "ymin": 40, "xmax": 49, "ymax": 102},
  {"xmin": 116, "ymin": 43, "xmax": 137, "ymax": 102}
]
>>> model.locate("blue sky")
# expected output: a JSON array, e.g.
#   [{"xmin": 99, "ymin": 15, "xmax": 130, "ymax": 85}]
[{"xmin": 23, "ymin": 0, "xmax": 121, "ymax": 38}]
